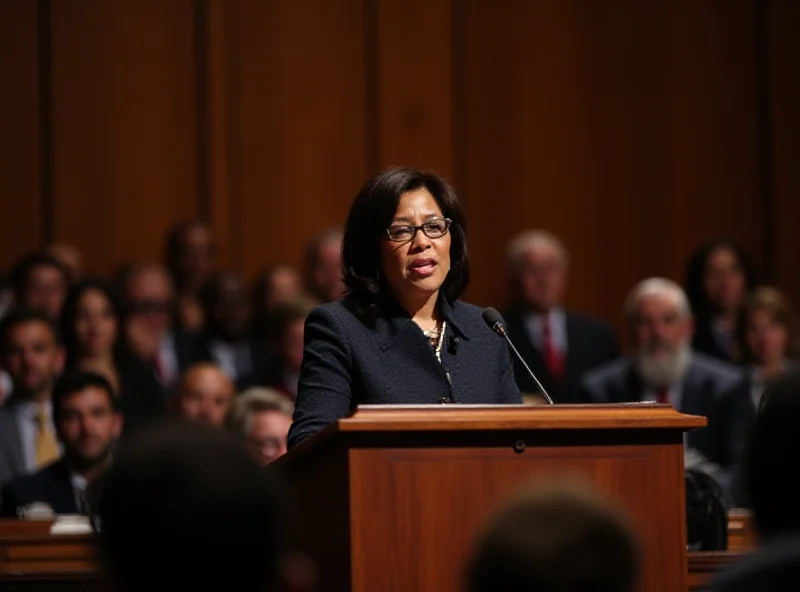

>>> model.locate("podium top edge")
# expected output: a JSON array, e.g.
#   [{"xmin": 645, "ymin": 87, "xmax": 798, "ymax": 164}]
[{"xmin": 335, "ymin": 403, "xmax": 707, "ymax": 432}]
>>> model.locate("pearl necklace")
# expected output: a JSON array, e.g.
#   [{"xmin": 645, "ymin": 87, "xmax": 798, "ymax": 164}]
[{"xmin": 423, "ymin": 320, "xmax": 447, "ymax": 363}]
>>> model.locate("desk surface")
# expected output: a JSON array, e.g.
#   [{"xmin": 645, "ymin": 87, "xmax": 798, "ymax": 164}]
[{"xmin": 0, "ymin": 512, "xmax": 757, "ymax": 590}]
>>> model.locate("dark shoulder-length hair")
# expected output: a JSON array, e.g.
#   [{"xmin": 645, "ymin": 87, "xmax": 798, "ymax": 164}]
[
  {"xmin": 60, "ymin": 278, "xmax": 127, "ymax": 368},
  {"xmin": 342, "ymin": 167, "xmax": 470, "ymax": 324},
  {"xmin": 684, "ymin": 239, "xmax": 757, "ymax": 323}
]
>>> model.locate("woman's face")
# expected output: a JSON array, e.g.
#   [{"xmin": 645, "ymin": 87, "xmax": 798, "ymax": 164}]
[
  {"xmin": 380, "ymin": 188, "xmax": 451, "ymax": 306},
  {"xmin": 703, "ymin": 246, "xmax": 747, "ymax": 312},
  {"xmin": 74, "ymin": 288, "xmax": 118, "ymax": 357},
  {"xmin": 746, "ymin": 309, "xmax": 788, "ymax": 365}
]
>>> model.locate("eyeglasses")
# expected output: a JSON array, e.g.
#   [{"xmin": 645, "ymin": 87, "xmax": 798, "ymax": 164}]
[{"xmin": 386, "ymin": 218, "xmax": 452, "ymax": 242}]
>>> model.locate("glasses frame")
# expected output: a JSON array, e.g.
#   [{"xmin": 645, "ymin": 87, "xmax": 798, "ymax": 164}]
[{"xmin": 385, "ymin": 218, "xmax": 452, "ymax": 243}]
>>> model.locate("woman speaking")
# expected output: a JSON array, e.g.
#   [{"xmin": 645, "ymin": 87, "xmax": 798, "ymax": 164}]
[{"xmin": 288, "ymin": 168, "xmax": 521, "ymax": 447}]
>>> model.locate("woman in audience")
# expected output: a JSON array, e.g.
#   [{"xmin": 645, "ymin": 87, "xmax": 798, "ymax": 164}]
[
  {"xmin": 735, "ymin": 286, "xmax": 800, "ymax": 411},
  {"xmin": 726, "ymin": 287, "xmax": 799, "ymax": 505},
  {"xmin": 288, "ymin": 167, "xmax": 521, "ymax": 447},
  {"xmin": 685, "ymin": 240, "xmax": 757, "ymax": 363},
  {"xmin": 60, "ymin": 279, "xmax": 165, "ymax": 432}
]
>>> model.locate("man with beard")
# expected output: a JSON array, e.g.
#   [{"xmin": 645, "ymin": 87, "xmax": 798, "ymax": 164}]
[
  {"xmin": 581, "ymin": 278, "xmax": 744, "ymax": 487},
  {"xmin": 0, "ymin": 372, "xmax": 122, "ymax": 516}
]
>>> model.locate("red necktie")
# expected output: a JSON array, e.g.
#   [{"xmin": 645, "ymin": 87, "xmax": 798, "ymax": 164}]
[
  {"xmin": 656, "ymin": 388, "xmax": 669, "ymax": 404},
  {"xmin": 152, "ymin": 353, "xmax": 165, "ymax": 383},
  {"xmin": 542, "ymin": 314, "xmax": 564, "ymax": 381}
]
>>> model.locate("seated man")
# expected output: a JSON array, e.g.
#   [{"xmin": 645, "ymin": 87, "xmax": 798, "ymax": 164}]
[
  {"xmin": 581, "ymin": 278, "xmax": 745, "ymax": 490},
  {"xmin": 226, "ymin": 387, "xmax": 294, "ymax": 466},
  {"xmin": 0, "ymin": 371, "xmax": 122, "ymax": 517},
  {"xmin": 172, "ymin": 362, "xmax": 234, "ymax": 428},
  {"xmin": 466, "ymin": 480, "xmax": 640, "ymax": 592}
]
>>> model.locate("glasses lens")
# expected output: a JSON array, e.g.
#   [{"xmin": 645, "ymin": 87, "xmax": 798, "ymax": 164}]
[
  {"xmin": 423, "ymin": 219, "xmax": 449, "ymax": 238},
  {"xmin": 388, "ymin": 226, "xmax": 413, "ymax": 241}
]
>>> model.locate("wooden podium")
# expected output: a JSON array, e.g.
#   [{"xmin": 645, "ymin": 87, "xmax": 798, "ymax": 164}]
[{"xmin": 275, "ymin": 404, "xmax": 706, "ymax": 592}]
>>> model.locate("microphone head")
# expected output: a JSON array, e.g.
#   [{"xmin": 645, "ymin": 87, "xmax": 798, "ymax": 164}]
[{"xmin": 482, "ymin": 307, "xmax": 506, "ymax": 335}]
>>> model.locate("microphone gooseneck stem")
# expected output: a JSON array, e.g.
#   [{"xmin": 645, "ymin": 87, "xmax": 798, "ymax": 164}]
[{"xmin": 500, "ymin": 329, "xmax": 555, "ymax": 405}]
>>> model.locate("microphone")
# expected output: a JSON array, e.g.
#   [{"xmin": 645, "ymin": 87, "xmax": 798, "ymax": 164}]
[{"xmin": 482, "ymin": 307, "xmax": 555, "ymax": 405}]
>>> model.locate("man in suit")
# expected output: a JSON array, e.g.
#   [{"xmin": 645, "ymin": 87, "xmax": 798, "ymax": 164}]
[
  {"xmin": 120, "ymin": 263, "xmax": 209, "ymax": 393},
  {"xmin": 197, "ymin": 271, "xmax": 275, "ymax": 390},
  {"xmin": 581, "ymin": 278, "xmax": 744, "ymax": 490},
  {"xmin": 1, "ymin": 371, "xmax": 122, "ymax": 517},
  {"xmin": 0, "ymin": 310, "xmax": 66, "ymax": 489},
  {"xmin": 503, "ymin": 231, "xmax": 619, "ymax": 403}
]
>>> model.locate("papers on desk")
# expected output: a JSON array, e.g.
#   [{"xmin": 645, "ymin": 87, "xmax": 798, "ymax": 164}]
[{"xmin": 50, "ymin": 515, "xmax": 93, "ymax": 535}]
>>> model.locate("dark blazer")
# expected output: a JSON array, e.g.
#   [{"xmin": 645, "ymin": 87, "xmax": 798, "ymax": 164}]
[
  {"xmin": 196, "ymin": 333, "xmax": 276, "ymax": 391},
  {"xmin": 0, "ymin": 399, "xmax": 26, "ymax": 489},
  {"xmin": 503, "ymin": 306, "xmax": 619, "ymax": 403},
  {"xmin": 0, "ymin": 458, "xmax": 79, "ymax": 517},
  {"xmin": 288, "ymin": 296, "xmax": 522, "ymax": 448},
  {"xmin": 580, "ymin": 352, "xmax": 744, "ymax": 468},
  {"xmin": 692, "ymin": 323, "xmax": 736, "ymax": 364}
]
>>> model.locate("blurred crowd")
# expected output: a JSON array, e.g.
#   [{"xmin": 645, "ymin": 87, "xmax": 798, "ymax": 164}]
[{"xmin": 0, "ymin": 220, "xmax": 795, "ymax": 516}]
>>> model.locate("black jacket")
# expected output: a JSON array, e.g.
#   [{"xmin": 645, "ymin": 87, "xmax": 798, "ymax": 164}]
[
  {"xmin": 288, "ymin": 296, "xmax": 522, "ymax": 448},
  {"xmin": 0, "ymin": 458, "xmax": 80, "ymax": 517},
  {"xmin": 503, "ymin": 306, "xmax": 619, "ymax": 403}
]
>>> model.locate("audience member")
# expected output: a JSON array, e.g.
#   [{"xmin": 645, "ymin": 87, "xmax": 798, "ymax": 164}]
[
  {"xmin": 10, "ymin": 251, "xmax": 71, "ymax": 321},
  {"xmin": 164, "ymin": 220, "xmax": 218, "ymax": 332},
  {"xmin": 581, "ymin": 278, "xmax": 745, "ymax": 491},
  {"xmin": 685, "ymin": 241, "xmax": 757, "ymax": 364},
  {"xmin": 96, "ymin": 420, "xmax": 287, "ymax": 591},
  {"xmin": 252, "ymin": 263, "xmax": 304, "ymax": 341},
  {"xmin": 262, "ymin": 296, "xmax": 317, "ymax": 399},
  {"xmin": 710, "ymin": 373, "xmax": 800, "ymax": 591},
  {"xmin": 45, "ymin": 243, "xmax": 83, "ymax": 281},
  {"xmin": 304, "ymin": 228, "xmax": 344, "ymax": 303},
  {"xmin": 466, "ymin": 480, "xmax": 640, "ymax": 592},
  {"xmin": 0, "ymin": 310, "xmax": 65, "ymax": 487},
  {"xmin": 60, "ymin": 279, "xmax": 164, "ymax": 432},
  {"xmin": 735, "ymin": 287, "xmax": 800, "ymax": 407},
  {"xmin": 725, "ymin": 287, "xmax": 800, "ymax": 496},
  {"xmin": 503, "ymin": 230, "xmax": 619, "ymax": 402},
  {"xmin": 173, "ymin": 362, "xmax": 234, "ymax": 427},
  {"xmin": 226, "ymin": 387, "xmax": 294, "ymax": 466},
  {"xmin": 0, "ymin": 371, "xmax": 122, "ymax": 517},
  {"xmin": 198, "ymin": 271, "xmax": 271, "ymax": 388},
  {"xmin": 119, "ymin": 263, "xmax": 207, "ymax": 392}
]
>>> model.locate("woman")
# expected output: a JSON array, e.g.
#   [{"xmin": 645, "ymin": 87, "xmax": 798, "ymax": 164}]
[
  {"xmin": 735, "ymin": 287, "xmax": 800, "ymax": 411},
  {"xmin": 60, "ymin": 279, "xmax": 165, "ymax": 432},
  {"xmin": 727, "ymin": 287, "xmax": 799, "ymax": 506},
  {"xmin": 685, "ymin": 240, "xmax": 757, "ymax": 363},
  {"xmin": 288, "ymin": 168, "xmax": 522, "ymax": 447}
]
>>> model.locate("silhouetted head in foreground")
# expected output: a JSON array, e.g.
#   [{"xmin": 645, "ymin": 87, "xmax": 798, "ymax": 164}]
[
  {"xmin": 466, "ymin": 480, "xmax": 640, "ymax": 592},
  {"xmin": 745, "ymin": 371, "xmax": 800, "ymax": 539},
  {"xmin": 97, "ymin": 419, "xmax": 285, "ymax": 591}
]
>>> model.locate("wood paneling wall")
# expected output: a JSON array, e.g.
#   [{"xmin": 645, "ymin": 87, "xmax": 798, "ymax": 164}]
[{"xmin": 0, "ymin": 0, "xmax": 795, "ymax": 336}]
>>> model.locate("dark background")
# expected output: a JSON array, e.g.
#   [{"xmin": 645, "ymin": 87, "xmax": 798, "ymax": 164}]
[{"xmin": 1, "ymin": 0, "xmax": 798, "ymax": 341}]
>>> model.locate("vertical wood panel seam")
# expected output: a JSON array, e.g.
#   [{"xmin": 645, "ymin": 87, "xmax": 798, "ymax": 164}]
[
  {"xmin": 754, "ymin": 0, "xmax": 774, "ymax": 282},
  {"xmin": 195, "ymin": 0, "xmax": 211, "ymax": 223},
  {"xmin": 363, "ymin": 0, "xmax": 380, "ymax": 174},
  {"xmin": 37, "ymin": 0, "xmax": 53, "ymax": 244},
  {"xmin": 224, "ymin": 1, "xmax": 242, "ymax": 271},
  {"xmin": 450, "ymin": 0, "xmax": 465, "ymax": 199}
]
